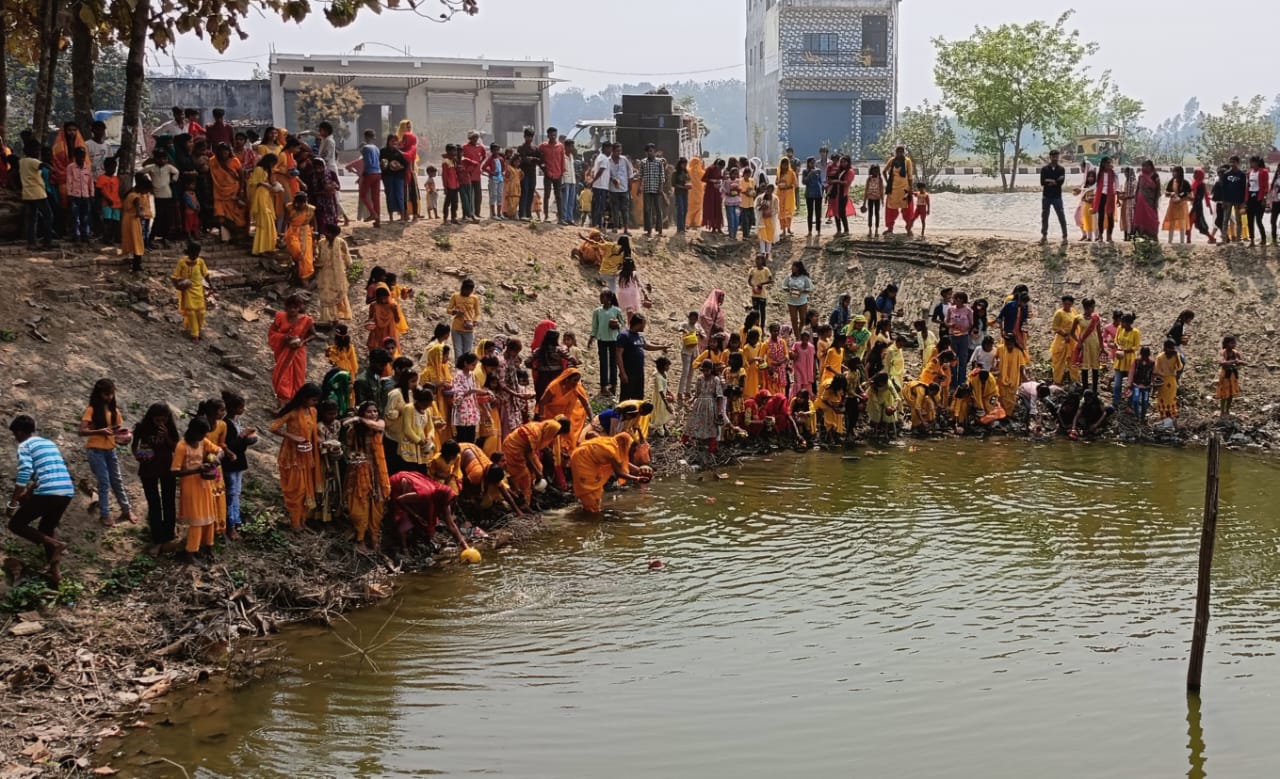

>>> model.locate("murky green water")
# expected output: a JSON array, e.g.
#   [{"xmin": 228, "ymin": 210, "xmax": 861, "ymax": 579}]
[{"xmin": 118, "ymin": 442, "xmax": 1280, "ymax": 779}]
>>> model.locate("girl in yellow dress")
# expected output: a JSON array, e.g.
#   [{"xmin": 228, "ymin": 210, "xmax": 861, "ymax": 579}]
[
  {"xmin": 1074, "ymin": 169, "xmax": 1096, "ymax": 242},
  {"xmin": 995, "ymin": 334, "xmax": 1029, "ymax": 413},
  {"xmin": 818, "ymin": 373, "xmax": 848, "ymax": 441},
  {"xmin": 1216, "ymin": 335, "xmax": 1243, "ymax": 418},
  {"xmin": 121, "ymin": 174, "xmax": 153, "ymax": 273},
  {"xmin": 741, "ymin": 328, "xmax": 766, "ymax": 398},
  {"xmin": 171, "ymin": 418, "xmax": 220, "ymax": 562},
  {"xmin": 248, "ymin": 155, "xmax": 280, "ymax": 256},
  {"xmin": 170, "ymin": 242, "xmax": 209, "ymax": 341},
  {"xmin": 1153, "ymin": 338, "xmax": 1185, "ymax": 420},
  {"xmin": 1162, "ymin": 166, "xmax": 1192, "ymax": 243},
  {"xmin": 775, "ymin": 158, "xmax": 797, "ymax": 236},
  {"xmin": 283, "ymin": 193, "xmax": 316, "ymax": 281}
]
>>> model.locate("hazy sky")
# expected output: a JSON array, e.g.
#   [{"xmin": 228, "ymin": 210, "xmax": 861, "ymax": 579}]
[{"xmin": 162, "ymin": 0, "xmax": 1268, "ymax": 124}]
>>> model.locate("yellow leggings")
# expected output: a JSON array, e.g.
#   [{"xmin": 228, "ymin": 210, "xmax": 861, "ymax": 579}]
[
  {"xmin": 182, "ymin": 307, "xmax": 206, "ymax": 338},
  {"xmin": 821, "ymin": 406, "xmax": 845, "ymax": 435}
]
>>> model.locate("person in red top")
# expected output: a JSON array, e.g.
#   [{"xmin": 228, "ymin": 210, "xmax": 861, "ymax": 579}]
[
  {"xmin": 461, "ymin": 131, "xmax": 487, "ymax": 219},
  {"xmin": 441, "ymin": 146, "xmax": 461, "ymax": 224},
  {"xmin": 1091, "ymin": 156, "xmax": 1118, "ymax": 242},
  {"xmin": 204, "ymin": 108, "xmax": 234, "ymax": 149},
  {"xmin": 388, "ymin": 471, "xmax": 470, "ymax": 552},
  {"xmin": 183, "ymin": 109, "xmax": 205, "ymax": 139},
  {"xmin": 539, "ymin": 127, "xmax": 565, "ymax": 224},
  {"xmin": 457, "ymin": 151, "xmax": 481, "ymax": 223},
  {"xmin": 96, "ymin": 158, "xmax": 122, "ymax": 244}
]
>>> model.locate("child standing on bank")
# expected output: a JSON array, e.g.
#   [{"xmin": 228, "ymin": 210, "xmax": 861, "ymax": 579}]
[
  {"xmin": 171, "ymin": 241, "xmax": 210, "ymax": 341},
  {"xmin": 424, "ymin": 165, "xmax": 439, "ymax": 219},
  {"xmin": 441, "ymin": 145, "xmax": 461, "ymax": 225},
  {"xmin": 914, "ymin": 183, "xmax": 931, "ymax": 237},
  {"xmin": 221, "ymin": 390, "xmax": 256, "ymax": 540},
  {"xmin": 97, "ymin": 157, "xmax": 122, "ymax": 244},
  {"xmin": 1216, "ymin": 335, "xmax": 1243, "ymax": 418},
  {"xmin": 171, "ymin": 417, "xmax": 218, "ymax": 563},
  {"xmin": 78, "ymin": 378, "xmax": 134, "ymax": 527},
  {"xmin": 862, "ymin": 164, "xmax": 883, "ymax": 237},
  {"xmin": 1128, "ymin": 345, "xmax": 1154, "ymax": 422}
]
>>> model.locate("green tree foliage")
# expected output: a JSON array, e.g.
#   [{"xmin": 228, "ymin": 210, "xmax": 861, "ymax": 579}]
[
  {"xmin": 933, "ymin": 11, "xmax": 1104, "ymax": 190},
  {"xmin": 1195, "ymin": 96, "xmax": 1277, "ymax": 164},
  {"xmin": 1102, "ymin": 90, "xmax": 1144, "ymax": 164},
  {"xmin": 293, "ymin": 81, "xmax": 365, "ymax": 144},
  {"xmin": 3, "ymin": 44, "xmax": 133, "ymax": 144},
  {"xmin": 868, "ymin": 101, "xmax": 955, "ymax": 186}
]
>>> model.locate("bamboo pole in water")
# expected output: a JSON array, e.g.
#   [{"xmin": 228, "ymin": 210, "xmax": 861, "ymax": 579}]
[{"xmin": 1187, "ymin": 434, "xmax": 1221, "ymax": 694}]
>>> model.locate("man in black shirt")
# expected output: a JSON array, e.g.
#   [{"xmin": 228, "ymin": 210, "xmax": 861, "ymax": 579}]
[
  {"xmin": 1039, "ymin": 149, "xmax": 1067, "ymax": 244},
  {"xmin": 1219, "ymin": 156, "xmax": 1247, "ymax": 242},
  {"xmin": 516, "ymin": 128, "xmax": 541, "ymax": 221}
]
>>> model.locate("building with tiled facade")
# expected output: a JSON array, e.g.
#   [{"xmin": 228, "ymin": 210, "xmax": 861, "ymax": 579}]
[{"xmin": 745, "ymin": 0, "xmax": 900, "ymax": 162}]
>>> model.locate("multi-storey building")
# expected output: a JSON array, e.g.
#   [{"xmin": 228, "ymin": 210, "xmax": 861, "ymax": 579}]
[{"xmin": 745, "ymin": 0, "xmax": 901, "ymax": 162}]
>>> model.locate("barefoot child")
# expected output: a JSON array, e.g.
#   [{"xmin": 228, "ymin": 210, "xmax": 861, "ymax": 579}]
[
  {"xmin": 862, "ymin": 164, "xmax": 882, "ymax": 237},
  {"xmin": 221, "ymin": 390, "xmax": 255, "ymax": 540},
  {"xmin": 6, "ymin": 416, "xmax": 74, "ymax": 585},
  {"xmin": 649, "ymin": 356, "xmax": 675, "ymax": 435},
  {"xmin": 97, "ymin": 157, "xmax": 122, "ymax": 244},
  {"xmin": 1216, "ymin": 335, "xmax": 1243, "ymax": 417},
  {"xmin": 915, "ymin": 182, "xmax": 931, "ymax": 237},
  {"xmin": 1153, "ymin": 339, "xmax": 1184, "ymax": 420},
  {"xmin": 1129, "ymin": 346, "xmax": 1154, "ymax": 422},
  {"xmin": 171, "ymin": 241, "xmax": 210, "ymax": 341},
  {"xmin": 424, "ymin": 165, "xmax": 439, "ymax": 219},
  {"xmin": 79, "ymin": 379, "xmax": 134, "ymax": 527}
]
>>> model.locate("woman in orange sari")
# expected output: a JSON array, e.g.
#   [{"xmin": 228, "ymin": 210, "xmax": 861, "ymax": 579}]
[
  {"xmin": 366, "ymin": 286, "xmax": 402, "ymax": 356},
  {"xmin": 569, "ymin": 432, "xmax": 649, "ymax": 513},
  {"xmin": 283, "ymin": 193, "xmax": 316, "ymax": 282},
  {"xmin": 268, "ymin": 293, "xmax": 317, "ymax": 407},
  {"xmin": 686, "ymin": 156, "xmax": 705, "ymax": 229},
  {"xmin": 538, "ymin": 368, "xmax": 594, "ymax": 458},
  {"xmin": 269, "ymin": 383, "xmax": 323, "ymax": 530},
  {"xmin": 501, "ymin": 417, "xmax": 571, "ymax": 506},
  {"xmin": 210, "ymin": 144, "xmax": 246, "ymax": 242}
]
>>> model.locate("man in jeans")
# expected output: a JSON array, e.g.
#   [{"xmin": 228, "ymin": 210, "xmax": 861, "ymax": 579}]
[
  {"xmin": 561, "ymin": 140, "xmax": 581, "ymax": 225},
  {"xmin": 1219, "ymin": 156, "xmax": 1247, "ymax": 243},
  {"xmin": 638, "ymin": 143, "xmax": 667, "ymax": 236},
  {"xmin": 7, "ymin": 415, "xmax": 75, "ymax": 586},
  {"xmin": 607, "ymin": 144, "xmax": 635, "ymax": 235},
  {"xmin": 19, "ymin": 143, "xmax": 55, "ymax": 249},
  {"xmin": 355, "ymin": 130, "xmax": 382, "ymax": 226},
  {"xmin": 590, "ymin": 141, "xmax": 613, "ymax": 228},
  {"xmin": 539, "ymin": 127, "xmax": 564, "ymax": 223},
  {"xmin": 1039, "ymin": 149, "xmax": 1067, "ymax": 244},
  {"xmin": 461, "ymin": 131, "xmax": 487, "ymax": 218}
]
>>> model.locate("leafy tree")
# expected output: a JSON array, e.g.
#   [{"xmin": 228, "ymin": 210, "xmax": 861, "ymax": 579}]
[
  {"xmin": 933, "ymin": 11, "xmax": 1105, "ymax": 190},
  {"xmin": 1102, "ymin": 90, "xmax": 1144, "ymax": 164},
  {"xmin": 867, "ymin": 101, "xmax": 955, "ymax": 186},
  {"xmin": 1196, "ymin": 96, "xmax": 1277, "ymax": 164},
  {"xmin": 4, "ymin": 44, "xmax": 132, "ymax": 145},
  {"xmin": 293, "ymin": 81, "xmax": 365, "ymax": 144}
]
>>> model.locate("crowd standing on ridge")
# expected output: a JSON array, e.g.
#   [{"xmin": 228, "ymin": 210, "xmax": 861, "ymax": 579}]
[{"xmin": 1, "ymin": 106, "xmax": 1267, "ymax": 586}]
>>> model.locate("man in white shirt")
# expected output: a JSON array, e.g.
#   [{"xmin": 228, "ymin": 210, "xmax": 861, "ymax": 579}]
[
  {"xmin": 141, "ymin": 150, "xmax": 180, "ymax": 244},
  {"xmin": 607, "ymin": 144, "xmax": 635, "ymax": 235},
  {"xmin": 589, "ymin": 141, "xmax": 613, "ymax": 229},
  {"xmin": 153, "ymin": 106, "xmax": 186, "ymax": 139}
]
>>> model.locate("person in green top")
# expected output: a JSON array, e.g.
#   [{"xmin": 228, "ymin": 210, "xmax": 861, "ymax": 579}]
[{"xmin": 588, "ymin": 289, "xmax": 626, "ymax": 395}]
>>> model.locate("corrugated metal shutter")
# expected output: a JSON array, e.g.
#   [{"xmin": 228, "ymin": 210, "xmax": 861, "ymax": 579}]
[{"xmin": 426, "ymin": 92, "xmax": 477, "ymax": 148}]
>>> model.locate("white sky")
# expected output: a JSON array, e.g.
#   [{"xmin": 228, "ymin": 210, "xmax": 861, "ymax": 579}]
[{"xmin": 160, "ymin": 0, "xmax": 1272, "ymax": 124}]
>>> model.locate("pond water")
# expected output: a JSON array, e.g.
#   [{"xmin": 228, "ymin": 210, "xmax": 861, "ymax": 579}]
[{"xmin": 118, "ymin": 441, "xmax": 1280, "ymax": 779}]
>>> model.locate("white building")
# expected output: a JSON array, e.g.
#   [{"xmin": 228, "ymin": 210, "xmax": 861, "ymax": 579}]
[
  {"xmin": 745, "ymin": 0, "xmax": 901, "ymax": 161},
  {"xmin": 269, "ymin": 53, "xmax": 559, "ymax": 149}
]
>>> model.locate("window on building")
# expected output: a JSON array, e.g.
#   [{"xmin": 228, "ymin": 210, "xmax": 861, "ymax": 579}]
[
  {"xmin": 861, "ymin": 15, "xmax": 888, "ymax": 67},
  {"xmin": 803, "ymin": 33, "xmax": 840, "ymax": 55}
]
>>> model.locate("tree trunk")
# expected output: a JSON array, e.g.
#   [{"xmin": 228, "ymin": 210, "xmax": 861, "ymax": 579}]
[
  {"xmin": 31, "ymin": 0, "xmax": 63, "ymax": 137},
  {"xmin": 997, "ymin": 149, "xmax": 1008, "ymax": 191},
  {"xmin": 70, "ymin": 6, "xmax": 95, "ymax": 132},
  {"xmin": 117, "ymin": 0, "xmax": 149, "ymax": 185},
  {"xmin": 1008, "ymin": 129, "xmax": 1023, "ymax": 191},
  {"xmin": 0, "ymin": 0, "xmax": 8, "ymax": 145}
]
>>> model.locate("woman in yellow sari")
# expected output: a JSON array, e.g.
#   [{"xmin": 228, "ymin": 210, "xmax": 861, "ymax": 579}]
[
  {"xmin": 248, "ymin": 155, "xmax": 279, "ymax": 256},
  {"xmin": 256, "ymin": 128, "xmax": 286, "ymax": 225},
  {"xmin": 419, "ymin": 341, "xmax": 454, "ymax": 447},
  {"xmin": 283, "ymin": 193, "xmax": 316, "ymax": 281},
  {"xmin": 538, "ymin": 368, "xmax": 594, "ymax": 456},
  {"xmin": 686, "ymin": 156, "xmax": 705, "ymax": 229},
  {"xmin": 210, "ymin": 145, "xmax": 246, "ymax": 242},
  {"xmin": 503, "ymin": 152, "xmax": 521, "ymax": 219}
]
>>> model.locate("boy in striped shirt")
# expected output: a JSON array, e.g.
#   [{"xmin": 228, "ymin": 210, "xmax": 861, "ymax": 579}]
[{"xmin": 7, "ymin": 415, "xmax": 75, "ymax": 585}]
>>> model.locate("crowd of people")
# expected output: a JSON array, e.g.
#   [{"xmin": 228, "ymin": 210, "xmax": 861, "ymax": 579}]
[
  {"xmin": 1042, "ymin": 150, "xmax": 1279, "ymax": 245},
  {"xmin": 1, "ymin": 106, "xmax": 1264, "ymax": 590}
]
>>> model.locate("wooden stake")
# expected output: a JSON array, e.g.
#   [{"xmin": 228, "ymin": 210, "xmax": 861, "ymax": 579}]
[{"xmin": 1187, "ymin": 434, "xmax": 1221, "ymax": 694}]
